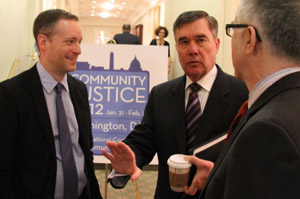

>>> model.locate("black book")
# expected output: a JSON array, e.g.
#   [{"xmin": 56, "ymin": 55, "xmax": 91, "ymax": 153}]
[{"xmin": 189, "ymin": 131, "xmax": 227, "ymax": 162}]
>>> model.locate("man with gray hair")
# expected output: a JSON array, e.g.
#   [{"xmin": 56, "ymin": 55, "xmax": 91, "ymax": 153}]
[
  {"xmin": 102, "ymin": 10, "xmax": 248, "ymax": 198},
  {"xmin": 184, "ymin": 0, "xmax": 300, "ymax": 198}
]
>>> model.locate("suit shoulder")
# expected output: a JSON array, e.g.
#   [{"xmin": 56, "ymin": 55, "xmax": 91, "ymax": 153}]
[
  {"xmin": 151, "ymin": 76, "xmax": 184, "ymax": 92},
  {"xmin": 213, "ymin": 67, "xmax": 248, "ymax": 100},
  {"xmin": 219, "ymin": 70, "xmax": 247, "ymax": 91},
  {"xmin": 0, "ymin": 67, "xmax": 35, "ymax": 90},
  {"xmin": 67, "ymin": 74, "xmax": 86, "ymax": 88}
]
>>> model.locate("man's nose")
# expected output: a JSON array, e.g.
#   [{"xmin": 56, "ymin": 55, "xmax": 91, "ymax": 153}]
[
  {"xmin": 73, "ymin": 42, "xmax": 81, "ymax": 54},
  {"xmin": 188, "ymin": 41, "xmax": 199, "ymax": 56}
]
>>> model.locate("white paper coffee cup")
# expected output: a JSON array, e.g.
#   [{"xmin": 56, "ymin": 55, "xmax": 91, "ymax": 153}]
[{"xmin": 167, "ymin": 154, "xmax": 191, "ymax": 192}]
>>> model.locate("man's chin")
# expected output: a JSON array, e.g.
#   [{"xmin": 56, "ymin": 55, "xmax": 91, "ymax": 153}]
[
  {"xmin": 66, "ymin": 64, "xmax": 77, "ymax": 72},
  {"xmin": 187, "ymin": 73, "xmax": 205, "ymax": 82}
]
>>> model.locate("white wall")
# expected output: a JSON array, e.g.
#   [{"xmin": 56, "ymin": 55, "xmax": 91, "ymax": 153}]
[
  {"xmin": 0, "ymin": 0, "xmax": 62, "ymax": 82},
  {"xmin": 0, "ymin": 0, "xmax": 36, "ymax": 81},
  {"xmin": 80, "ymin": 22, "xmax": 121, "ymax": 44},
  {"xmin": 134, "ymin": 12, "xmax": 152, "ymax": 45},
  {"xmin": 222, "ymin": 0, "xmax": 241, "ymax": 76}
]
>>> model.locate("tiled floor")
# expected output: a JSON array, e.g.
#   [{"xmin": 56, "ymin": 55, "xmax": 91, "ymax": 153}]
[{"xmin": 95, "ymin": 164, "xmax": 158, "ymax": 199}]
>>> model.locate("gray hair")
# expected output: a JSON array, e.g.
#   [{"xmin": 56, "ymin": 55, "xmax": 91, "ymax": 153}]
[
  {"xmin": 237, "ymin": 0, "xmax": 300, "ymax": 63},
  {"xmin": 173, "ymin": 10, "xmax": 218, "ymax": 39}
]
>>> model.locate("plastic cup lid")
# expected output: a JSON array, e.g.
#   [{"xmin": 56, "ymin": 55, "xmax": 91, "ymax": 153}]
[{"xmin": 167, "ymin": 154, "xmax": 191, "ymax": 168}]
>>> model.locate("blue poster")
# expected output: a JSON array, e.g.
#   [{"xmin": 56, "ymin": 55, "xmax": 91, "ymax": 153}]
[
  {"xmin": 70, "ymin": 44, "xmax": 167, "ymax": 163},
  {"xmin": 71, "ymin": 52, "xmax": 149, "ymax": 155}
]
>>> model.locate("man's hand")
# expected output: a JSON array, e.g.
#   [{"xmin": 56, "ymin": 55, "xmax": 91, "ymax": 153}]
[
  {"xmin": 102, "ymin": 141, "xmax": 142, "ymax": 181},
  {"xmin": 184, "ymin": 156, "xmax": 214, "ymax": 195}
]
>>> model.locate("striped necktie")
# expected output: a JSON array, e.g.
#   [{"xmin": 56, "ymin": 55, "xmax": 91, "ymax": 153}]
[{"xmin": 186, "ymin": 83, "xmax": 202, "ymax": 150}]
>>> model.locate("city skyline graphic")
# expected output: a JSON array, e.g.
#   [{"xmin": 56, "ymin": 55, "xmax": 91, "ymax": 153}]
[{"xmin": 76, "ymin": 51, "xmax": 146, "ymax": 72}]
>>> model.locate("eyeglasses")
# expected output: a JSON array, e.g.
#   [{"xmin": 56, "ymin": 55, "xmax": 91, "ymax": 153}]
[{"xmin": 225, "ymin": 24, "xmax": 262, "ymax": 42}]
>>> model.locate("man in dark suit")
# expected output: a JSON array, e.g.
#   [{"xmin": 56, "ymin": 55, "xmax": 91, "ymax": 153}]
[
  {"xmin": 113, "ymin": 24, "xmax": 140, "ymax": 44},
  {"xmin": 0, "ymin": 9, "xmax": 102, "ymax": 199},
  {"xmin": 102, "ymin": 11, "xmax": 248, "ymax": 198},
  {"xmin": 184, "ymin": 0, "xmax": 300, "ymax": 198}
]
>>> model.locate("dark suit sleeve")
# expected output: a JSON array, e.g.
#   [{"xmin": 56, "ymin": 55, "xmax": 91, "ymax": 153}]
[
  {"xmin": 224, "ymin": 121, "xmax": 300, "ymax": 199},
  {"xmin": 0, "ymin": 82, "xmax": 18, "ymax": 198},
  {"xmin": 123, "ymin": 87, "xmax": 157, "ymax": 168}
]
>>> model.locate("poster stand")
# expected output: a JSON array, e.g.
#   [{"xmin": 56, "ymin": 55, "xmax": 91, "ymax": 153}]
[{"xmin": 104, "ymin": 164, "xmax": 109, "ymax": 199}]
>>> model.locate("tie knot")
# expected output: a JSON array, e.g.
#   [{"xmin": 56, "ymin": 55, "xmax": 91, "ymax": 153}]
[
  {"xmin": 189, "ymin": 83, "xmax": 201, "ymax": 92},
  {"xmin": 55, "ymin": 83, "xmax": 64, "ymax": 94}
]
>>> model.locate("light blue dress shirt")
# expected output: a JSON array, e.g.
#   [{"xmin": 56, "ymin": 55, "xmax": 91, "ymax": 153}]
[
  {"xmin": 249, "ymin": 67, "xmax": 300, "ymax": 108},
  {"xmin": 37, "ymin": 62, "xmax": 87, "ymax": 198}
]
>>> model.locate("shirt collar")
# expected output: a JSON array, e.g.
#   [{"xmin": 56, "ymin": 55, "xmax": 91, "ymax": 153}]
[
  {"xmin": 36, "ymin": 61, "xmax": 69, "ymax": 94},
  {"xmin": 248, "ymin": 67, "xmax": 300, "ymax": 108},
  {"xmin": 185, "ymin": 65, "xmax": 217, "ymax": 92}
]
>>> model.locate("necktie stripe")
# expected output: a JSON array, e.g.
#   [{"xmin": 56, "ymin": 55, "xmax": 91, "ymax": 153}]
[
  {"xmin": 187, "ymin": 119, "xmax": 200, "ymax": 133},
  {"xmin": 187, "ymin": 112, "xmax": 201, "ymax": 128},
  {"xmin": 186, "ymin": 134, "xmax": 196, "ymax": 146},
  {"xmin": 186, "ymin": 108, "xmax": 201, "ymax": 121},
  {"xmin": 186, "ymin": 82, "xmax": 202, "ymax": 151},
  {"xmin": 186, "ymin": 100, "xmax": 199, "ymax": 112}
]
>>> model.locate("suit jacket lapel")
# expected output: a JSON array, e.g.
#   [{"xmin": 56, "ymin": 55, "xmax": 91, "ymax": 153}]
[
  {"xmin": 201, "ymin": 104, "xmax": 252, "ymax": 196},
  {"xmin": 194, "ymin": 66, "xmax": 230, "ymax": 146},
  {"xmin": 202, "ymin": 71, "xmax": 300, "ymax": 194},
  {"xmin": 28, "ymin": 66, "xmax": 56, "ymax": 161},
  {"xmin": 168, "ymin": 67, "xmax": 232, "ymax": 153},
  {"xmin": 169, "ymin": 75, "xmax": 186, "ymax": 153},
  {"xmin": 225, "ymin": 71, "xmax": 300, "ymax": 150},
  {"xmin": 68, "ymin": 76, "xmax": 84, "ymax": 141}
]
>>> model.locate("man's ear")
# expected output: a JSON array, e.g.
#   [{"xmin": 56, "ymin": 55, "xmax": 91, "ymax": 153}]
[
  {"xmin": 244, "ymin": 26, "xmax": 258, "ymax": 55},
  {"xmin": 37, "ymin": 34, "xmax": 47, "ymax": 52},
  {"xmin": 215, "ymin": 38, "xmax": 220, "ymax": 53}
]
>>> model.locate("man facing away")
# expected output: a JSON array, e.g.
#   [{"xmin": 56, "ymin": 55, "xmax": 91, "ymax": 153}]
[
  {"xmin": 184, "ymin": 0, "xmax": 300, "ymax": 198},
  {"xmin": 0, "ymin": 9, "xmax": 102, "ymax": 199},
  {"xmin": 102, "ymin": 10, "xmax": 248, "ymax": 198},
  {"xmin": 113, "ymin": 24, "xmax": 140, "ymax": 44}
]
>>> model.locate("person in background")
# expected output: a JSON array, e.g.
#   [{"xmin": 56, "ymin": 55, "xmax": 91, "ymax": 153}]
[
  {"xmin": 102, "ymin": 10, "xmax": 248, "ymax": 199},
  {"xmin": 0, "ymin": 9, "xmax": 102, "ymax": 199},
  {"xmin": 150, "ymin": 26, "xmax": 171, "ymax": 74},
  {"xmin": 184, "ymin": 0, "xmax": 300, "ymax": 198},
  {"xmin": 113, "ymin": 24, "xmax": 140, "ymax": 45}
]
